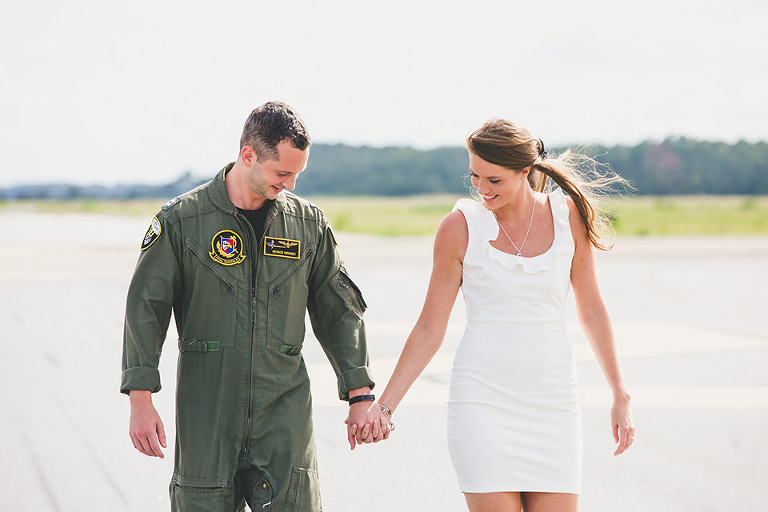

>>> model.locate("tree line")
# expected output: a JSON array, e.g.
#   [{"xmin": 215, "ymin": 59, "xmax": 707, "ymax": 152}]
[
  {"xmin": 2, "ymin": 137, "xmax": 766, "ymax": 199},
  {"xmin": 586, "ymin": 138, "xmax": 768, "ymax": 195},
  {"xmin": 300, "ymin": 138, "xmax": 768, "ymax": 196}
]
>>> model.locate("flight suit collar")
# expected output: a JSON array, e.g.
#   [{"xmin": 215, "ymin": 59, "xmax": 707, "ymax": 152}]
[{"xmin": 207, "ymin": 163, "xmax": 289, "ymax": 218}]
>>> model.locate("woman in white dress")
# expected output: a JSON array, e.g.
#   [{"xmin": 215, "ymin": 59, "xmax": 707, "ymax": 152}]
[{"xmin": 351, "ymin": 119, "xmax": 635, "ymax": 512}]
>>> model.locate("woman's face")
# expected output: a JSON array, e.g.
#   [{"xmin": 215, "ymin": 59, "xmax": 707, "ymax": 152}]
[{"xmin": 468, "ymin": 151, "xmax": 529, "ymax": 210}]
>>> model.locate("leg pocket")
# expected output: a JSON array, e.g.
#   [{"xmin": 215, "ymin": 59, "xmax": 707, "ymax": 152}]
[
  {"xmin": 169, "ymin": 476, "xmax": 232, "ymax": 512},
  {"xmin": 283, "ymin": 467, "xmax": 321, "ymax": 512}
]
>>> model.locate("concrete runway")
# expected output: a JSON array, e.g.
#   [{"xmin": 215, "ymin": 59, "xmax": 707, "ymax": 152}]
[{"xmin": 1, "ymin": 210, "xmax": 767, "ymax": 511}]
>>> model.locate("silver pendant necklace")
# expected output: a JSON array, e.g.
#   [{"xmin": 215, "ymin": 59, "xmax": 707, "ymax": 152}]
[{"xmin": 493, "ymin": 196, "xmax": 537, "ymax": 257}]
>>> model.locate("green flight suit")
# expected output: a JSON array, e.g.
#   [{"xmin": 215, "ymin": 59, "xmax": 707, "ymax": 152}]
[{"xmin": 121, "ymin": 164, "xmax": 374, "ymax": 511}]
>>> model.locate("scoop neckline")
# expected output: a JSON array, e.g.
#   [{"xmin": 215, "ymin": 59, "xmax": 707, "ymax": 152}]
[{"xmin": 486, "ymin": 192, "xmax": 557, "ymax": 260}]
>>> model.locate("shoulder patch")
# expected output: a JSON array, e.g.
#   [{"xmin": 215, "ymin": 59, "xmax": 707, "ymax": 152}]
[
  {"xmin": 140, "ymin": 217, "xmax": 162, "ymax": 251},
  {"xmin": 162, "ymin": 197, "xmax": 181, "ymax": 211}
]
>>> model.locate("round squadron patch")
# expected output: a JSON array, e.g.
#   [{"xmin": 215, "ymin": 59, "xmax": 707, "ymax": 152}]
[
  {"xmin": 209, "ymin": 230, "xmax": 246, "ymax": 266},
  {"xmin": 140, "ymin": 217, "xmax": 162, "ymax": 251}
]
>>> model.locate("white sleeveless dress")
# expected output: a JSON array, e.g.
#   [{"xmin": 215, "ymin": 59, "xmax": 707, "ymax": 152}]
[{"xmin": 447, "ymin": 190, "xmax": 583, "ymax": 495}]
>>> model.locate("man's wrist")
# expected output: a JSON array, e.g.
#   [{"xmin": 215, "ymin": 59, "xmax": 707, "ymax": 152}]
[
  {"xmin": 348, "ymin": 394, "xmax": 375, "ymax": 406},
  {"xmin": 129, "ymin": 390, "xmax": 153, "ymax": 404},
  {"xmin": 348, "ymin": 386, "xmax": 372, "ymax": 399}
]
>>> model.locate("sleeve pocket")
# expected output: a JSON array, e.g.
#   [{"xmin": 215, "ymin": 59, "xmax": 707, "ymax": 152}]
[{"xmin": 329, "ymin": 267, "xmax": 367, "ymax": 316}]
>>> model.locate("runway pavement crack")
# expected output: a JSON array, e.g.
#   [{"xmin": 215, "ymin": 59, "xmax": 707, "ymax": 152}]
[
  {"xmin": 52, "ymin": 394, "xmax": 130, "ymax": 505},
  {"xmin": 22, "ymin": 432, "xmax": 63, "ymax": 512}
]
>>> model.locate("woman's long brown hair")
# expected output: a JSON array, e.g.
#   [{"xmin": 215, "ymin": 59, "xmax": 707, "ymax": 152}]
[{"xmin": 467, "ymin": 119, "xmax": 629, "ymax": 250}]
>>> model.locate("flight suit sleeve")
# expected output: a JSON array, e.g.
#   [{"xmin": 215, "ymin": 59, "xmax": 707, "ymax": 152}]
[
  {"xmin": 120, "ymin": 212, "xmax": 182, "ymax": 394},
  {"xmin": 307, "ymin": 221, "xmax": 375, "ymax": 400}
]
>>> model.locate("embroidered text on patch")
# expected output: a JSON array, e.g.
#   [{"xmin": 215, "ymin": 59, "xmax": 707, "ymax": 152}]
[
  {"xmin": 210, "ymin": 230, "xmax": 246, "ymax": 265},
  {"xmin": 264, "ymin": 237, "xmax": 301, "ymax": 259}
]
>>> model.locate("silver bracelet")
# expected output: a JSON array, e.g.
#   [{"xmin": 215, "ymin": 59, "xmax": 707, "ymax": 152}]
[{"xmin": 379, "ymin": 402, "xmax": 395, "ymax": 431}]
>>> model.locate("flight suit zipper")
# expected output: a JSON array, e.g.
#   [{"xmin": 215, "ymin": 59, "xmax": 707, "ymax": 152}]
[
  {"xmin": 240, "ymin": 205, "xmax": 280, "ymax": 463},
  {"xmin": 232, "ymin": 210, "xmax": 256, "ymax": 463}
]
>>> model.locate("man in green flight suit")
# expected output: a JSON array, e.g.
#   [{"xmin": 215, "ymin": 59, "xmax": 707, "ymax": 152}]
[{"xmin": 122, "ymin": 101, "xmax": 390, "ymax": 511}]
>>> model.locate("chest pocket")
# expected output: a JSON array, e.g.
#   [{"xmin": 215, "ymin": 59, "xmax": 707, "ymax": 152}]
[
  {"xmin": 181, "ymin": 237, "xmax": 238, "ymax": 349},
  {"xmin": 266, "ymin": 243, "xmax": 316, "ymax": 353}
]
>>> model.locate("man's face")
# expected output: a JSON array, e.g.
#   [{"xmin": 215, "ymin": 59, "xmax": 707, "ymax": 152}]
[{"xmin": 248, "ymin": 140, "xmax": 309, "ymax": 201}]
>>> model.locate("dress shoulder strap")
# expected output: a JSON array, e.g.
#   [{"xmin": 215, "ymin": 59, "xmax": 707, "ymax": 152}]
[
  {"xmin": 452, "ymin": 198, "xmax": 498, "ymax": 261},
  {"xmin": 548, "ymin": 189, "xmax": 567, "ymax": 220},
  {"xmin": 452, "ymin": 198, "xmax": 484, "ymax": 225},
  {"xmin": 548, "ymin": 189, "xmax": 574, "ymax": 250}
]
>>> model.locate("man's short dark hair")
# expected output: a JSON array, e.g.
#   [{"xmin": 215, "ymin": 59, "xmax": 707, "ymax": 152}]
[{"xmin": 240, "ymin": 101, "xmax": 311, "ymax": 161}]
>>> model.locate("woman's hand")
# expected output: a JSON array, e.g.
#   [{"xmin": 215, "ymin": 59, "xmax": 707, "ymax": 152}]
[
  {"xmin": 345, "ymin": 401, "xmax": 391, "ymax": 450},
  {"xmin": 611, "ymin": 394, "xmax": 635, "ymax": 455}
]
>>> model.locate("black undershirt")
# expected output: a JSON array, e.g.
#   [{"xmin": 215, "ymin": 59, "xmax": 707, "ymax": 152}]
[
  {"xmin": 237, "ymin": 202, "xmax": 272, "ymax": 286},
  {"xmin": 237, "ymin": 201, "xmax": 272, "ymax": 237}
]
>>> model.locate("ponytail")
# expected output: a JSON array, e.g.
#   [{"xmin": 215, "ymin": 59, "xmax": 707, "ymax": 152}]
[
  {"xmin": 468, "ymin": 119, "xmax": 629, "ymax": 251},
  {"xmin": 529, "ymin": 150, "xmax": 625, "ymax": 251}
]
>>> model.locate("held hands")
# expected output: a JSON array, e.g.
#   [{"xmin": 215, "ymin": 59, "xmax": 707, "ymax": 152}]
[{"xmin": 345, "ymin": 399, "xmax": 393, "ymax": 450}]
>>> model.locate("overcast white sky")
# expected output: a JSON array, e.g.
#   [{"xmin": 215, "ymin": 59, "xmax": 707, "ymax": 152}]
[{"xmin": 1, "ymin": 0, "xmax": 765, "ymax": 186}]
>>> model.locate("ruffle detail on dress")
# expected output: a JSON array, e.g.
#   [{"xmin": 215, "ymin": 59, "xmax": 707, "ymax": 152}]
[{"xmin": 453, "ymin": 191, "xmax": 572, "ymax": 274}]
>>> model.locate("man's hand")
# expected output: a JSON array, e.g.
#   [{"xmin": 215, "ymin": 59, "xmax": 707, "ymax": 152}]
[
  {"xmin": 128, "ymin": 390, "xmax": 167, "ymax": 458},
  {"xmin": 345, "ymin": 400, "xmax": 390, "ymax": 450}
]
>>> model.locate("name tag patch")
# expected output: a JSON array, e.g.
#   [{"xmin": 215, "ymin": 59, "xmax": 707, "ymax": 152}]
[
  {"xmin": 264, "ymin": 237, "xmax": 301, "ymax": 259},
  {"xmin": 210, "ymin": 230, "xmax": 246, "ymax": 266}
]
